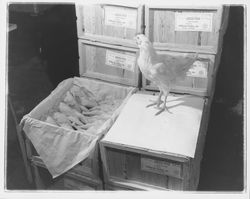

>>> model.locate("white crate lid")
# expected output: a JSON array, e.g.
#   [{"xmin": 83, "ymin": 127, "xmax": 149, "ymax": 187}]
[{"xmin": 102, "ymin": 93, "xmax": 205, "ymax": 159}]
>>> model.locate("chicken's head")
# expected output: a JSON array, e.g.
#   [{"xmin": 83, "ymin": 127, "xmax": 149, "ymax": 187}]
[{"xmin": 134, "ymin": 34, "xmax": 151, "ymax": 49}]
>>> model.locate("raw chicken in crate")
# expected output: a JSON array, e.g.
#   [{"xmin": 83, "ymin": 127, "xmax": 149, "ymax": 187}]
[{"xmin": 21, "ymin": 77, "xmax": 135, "ymax": 178}]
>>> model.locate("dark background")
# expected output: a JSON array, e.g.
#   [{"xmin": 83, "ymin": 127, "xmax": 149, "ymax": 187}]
[{"xmin": 7, "ymin": 4, "xmax": 244, "ymax": 190}]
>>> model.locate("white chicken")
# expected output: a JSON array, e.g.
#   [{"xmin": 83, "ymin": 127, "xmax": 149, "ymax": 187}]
[{"xmin": 135, "ymin": 34, "xmax": 198, "ymax": 115}]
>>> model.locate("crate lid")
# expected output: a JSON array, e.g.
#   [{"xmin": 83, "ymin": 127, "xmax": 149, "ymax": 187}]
[
  {"xmin": 141, "ymin": 51, "xmax": 215, "ymax": 97},
  {"xmin": 102, "ymin": 93, "xmax": 205, "ymax": 159},
  {"xmin": 145, "ymin": 6, "xmax": 229, "ymax": 54},
  {"xmin": 78, "ymin": 39, "xmax": 140, "ymax": 87}
]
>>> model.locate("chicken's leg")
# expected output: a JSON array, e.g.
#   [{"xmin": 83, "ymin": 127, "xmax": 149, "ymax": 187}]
[
  {"xmin": 146, "ymin": 91, "xmax": 163, "ymax": 108},
  {"xmin": 155, "ymin": 93, "xmax": 172, "ymax": 115}
]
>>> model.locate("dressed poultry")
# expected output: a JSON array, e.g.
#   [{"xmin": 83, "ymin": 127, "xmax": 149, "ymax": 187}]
[{"xmin": 135, "ymin": 34, "xmax": 198, "ymax": 115}]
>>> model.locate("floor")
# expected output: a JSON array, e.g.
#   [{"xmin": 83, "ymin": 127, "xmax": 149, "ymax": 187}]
[{"xmin": 6, "ymin": 5, "xmax": 244, "ymax": 191}]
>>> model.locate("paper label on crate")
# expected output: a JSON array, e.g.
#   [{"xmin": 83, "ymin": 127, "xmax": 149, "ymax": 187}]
[
  {"xmin": 141, "ymin": 158, "xmax": 182, "ymax": 179},
  {"xmin": 104, "ymin": 7, "xmax": 137, "ymax": 29},
  {"xmin": 186, "ymin": 61, "xmax": 208, "ymax": 78},
  {"xmin": 175, "ymin": 12, "xmax": 213, "ymax": 32},
  {"xmin": 105, "ymin": 50, "xmax": 136, "ymax": 71}
]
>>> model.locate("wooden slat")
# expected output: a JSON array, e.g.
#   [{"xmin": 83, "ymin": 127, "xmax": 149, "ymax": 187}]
[
  {"xmin": 64, "ymin": 172, "xmax": 103, "ymax": 190},
  {"xmin": 137, "ymin": 5, "xmax": 144, "ymax": 34},
  {"xmin": 99, "ymin": 138, "xmax": 110, "ymax": 184},
  {"xmin": 106, "ymin": 148, "xmax": 126, "ymax": 179},
  {"xmin": 8, "ymin": 97, "xmax": 33, "ymax": 183},
  {"xmin": 146, "ymin": 5, "xmax": 220, "ymax": 10},
  {"xmin": 153, "ymin": 43, "xmax": 216, "ymax": 54},
  {"xmin": 78, "ymin": 34, "xmax": 137, "ymax": 48},
  {"xmin": 188, "ymin": 98, "xmax": 211, "ymax": 190},
  {"xmin": 31, "ymin": 163, "xmax": 46, "ymax": 189},
  {"xmin": 144, "ymin": 6, "xmax": 151, "ymax": 40},
  {"xmin": 101, "ymin": 141, "xmax": 190, "ymax": 163},
  {"xmin": 64, "ymin": 177, "xmax": 96, "ymax": 190},
  {"xmin": 108, "ymin": 177, "xmax": 167, "ymax": 190},
  {"xmin": 101, "ymin": 3, "xmax": 142, "ymax": 9}
]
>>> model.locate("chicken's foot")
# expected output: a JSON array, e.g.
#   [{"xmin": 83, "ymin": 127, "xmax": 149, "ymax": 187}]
[
  {"xmin": 146, "ymin": 91, "xmax": 163, "ymax": 108},
  {"xmin": 155, "ymin": 95, "xmax": 172, "ymax": 115}
]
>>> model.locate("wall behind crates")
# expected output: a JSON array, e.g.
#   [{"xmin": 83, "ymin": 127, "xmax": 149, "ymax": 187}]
[
  {"xmin": 38, "ymin": 4, "xmax": 79, "ymax": 87},
  {"xmin": 8, "ymin": 4, "xmax": 79, "ymax": 88}
]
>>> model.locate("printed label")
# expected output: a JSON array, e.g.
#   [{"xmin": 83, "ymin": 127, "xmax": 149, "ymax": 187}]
[
  {"xmin": 187, "ymin": 61, "xmax": 208, "ymax": 78},
  {"xmin": 105, "ymin": 50, "xmax": 136, "ymax": 71},
  {"xmin": 175, "ymin": 12, "xmax": 213, "ymax": 32},
  {"xmin": 141, "ymin": 158, "xmax": 182, "ymax": 179},
  {"xmin": 104, "ymin": 6, "xmax": 137, "ymax": 29}
]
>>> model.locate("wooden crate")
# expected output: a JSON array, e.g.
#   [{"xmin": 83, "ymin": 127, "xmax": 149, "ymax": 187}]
[
  {"xmin": 78, "ymin": 39, "xmax": 140, "ymax": 87},
  {"xmin": 142, "ymin": 52, "xmax": 215, "ymax": 97},
  {"xmin": 145, "ymin": 6, "xmax": 229, "ymax": 53},
  {"xmin": 100, "ymin": 93, "xmax": 211, "ymax": 190},
  {"xmin": 75, "ymin": 3, "xmax": 143, "ymax": 48}
]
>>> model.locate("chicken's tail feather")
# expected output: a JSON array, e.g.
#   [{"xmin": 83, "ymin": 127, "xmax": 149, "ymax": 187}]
[{"xmin": 174, "ymin": 53, "xmax": 198, "ymax": 79}]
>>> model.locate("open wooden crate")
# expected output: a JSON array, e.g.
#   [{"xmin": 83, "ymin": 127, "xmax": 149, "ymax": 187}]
[
  {"xmin": 75, "ymin": 3, "xmax": 144, "ymax": 48},
  {"xmin": 21, "ymin": 2, "xmax": 144, "ymax": 189},
  {"xmin": 21, "ymin": 76, "xmax": 136, "ymax": 189}
]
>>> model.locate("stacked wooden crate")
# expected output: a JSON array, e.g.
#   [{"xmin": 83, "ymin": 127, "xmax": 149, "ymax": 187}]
[{"xmin": 100, "ymin": 5, "xmax": 229, "ymax": 190}]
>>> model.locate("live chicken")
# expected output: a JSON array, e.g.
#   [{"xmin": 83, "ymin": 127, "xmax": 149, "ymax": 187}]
[{"xmin": 135, "ymin": 34, "xmax": 198, "ymax": 115}]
